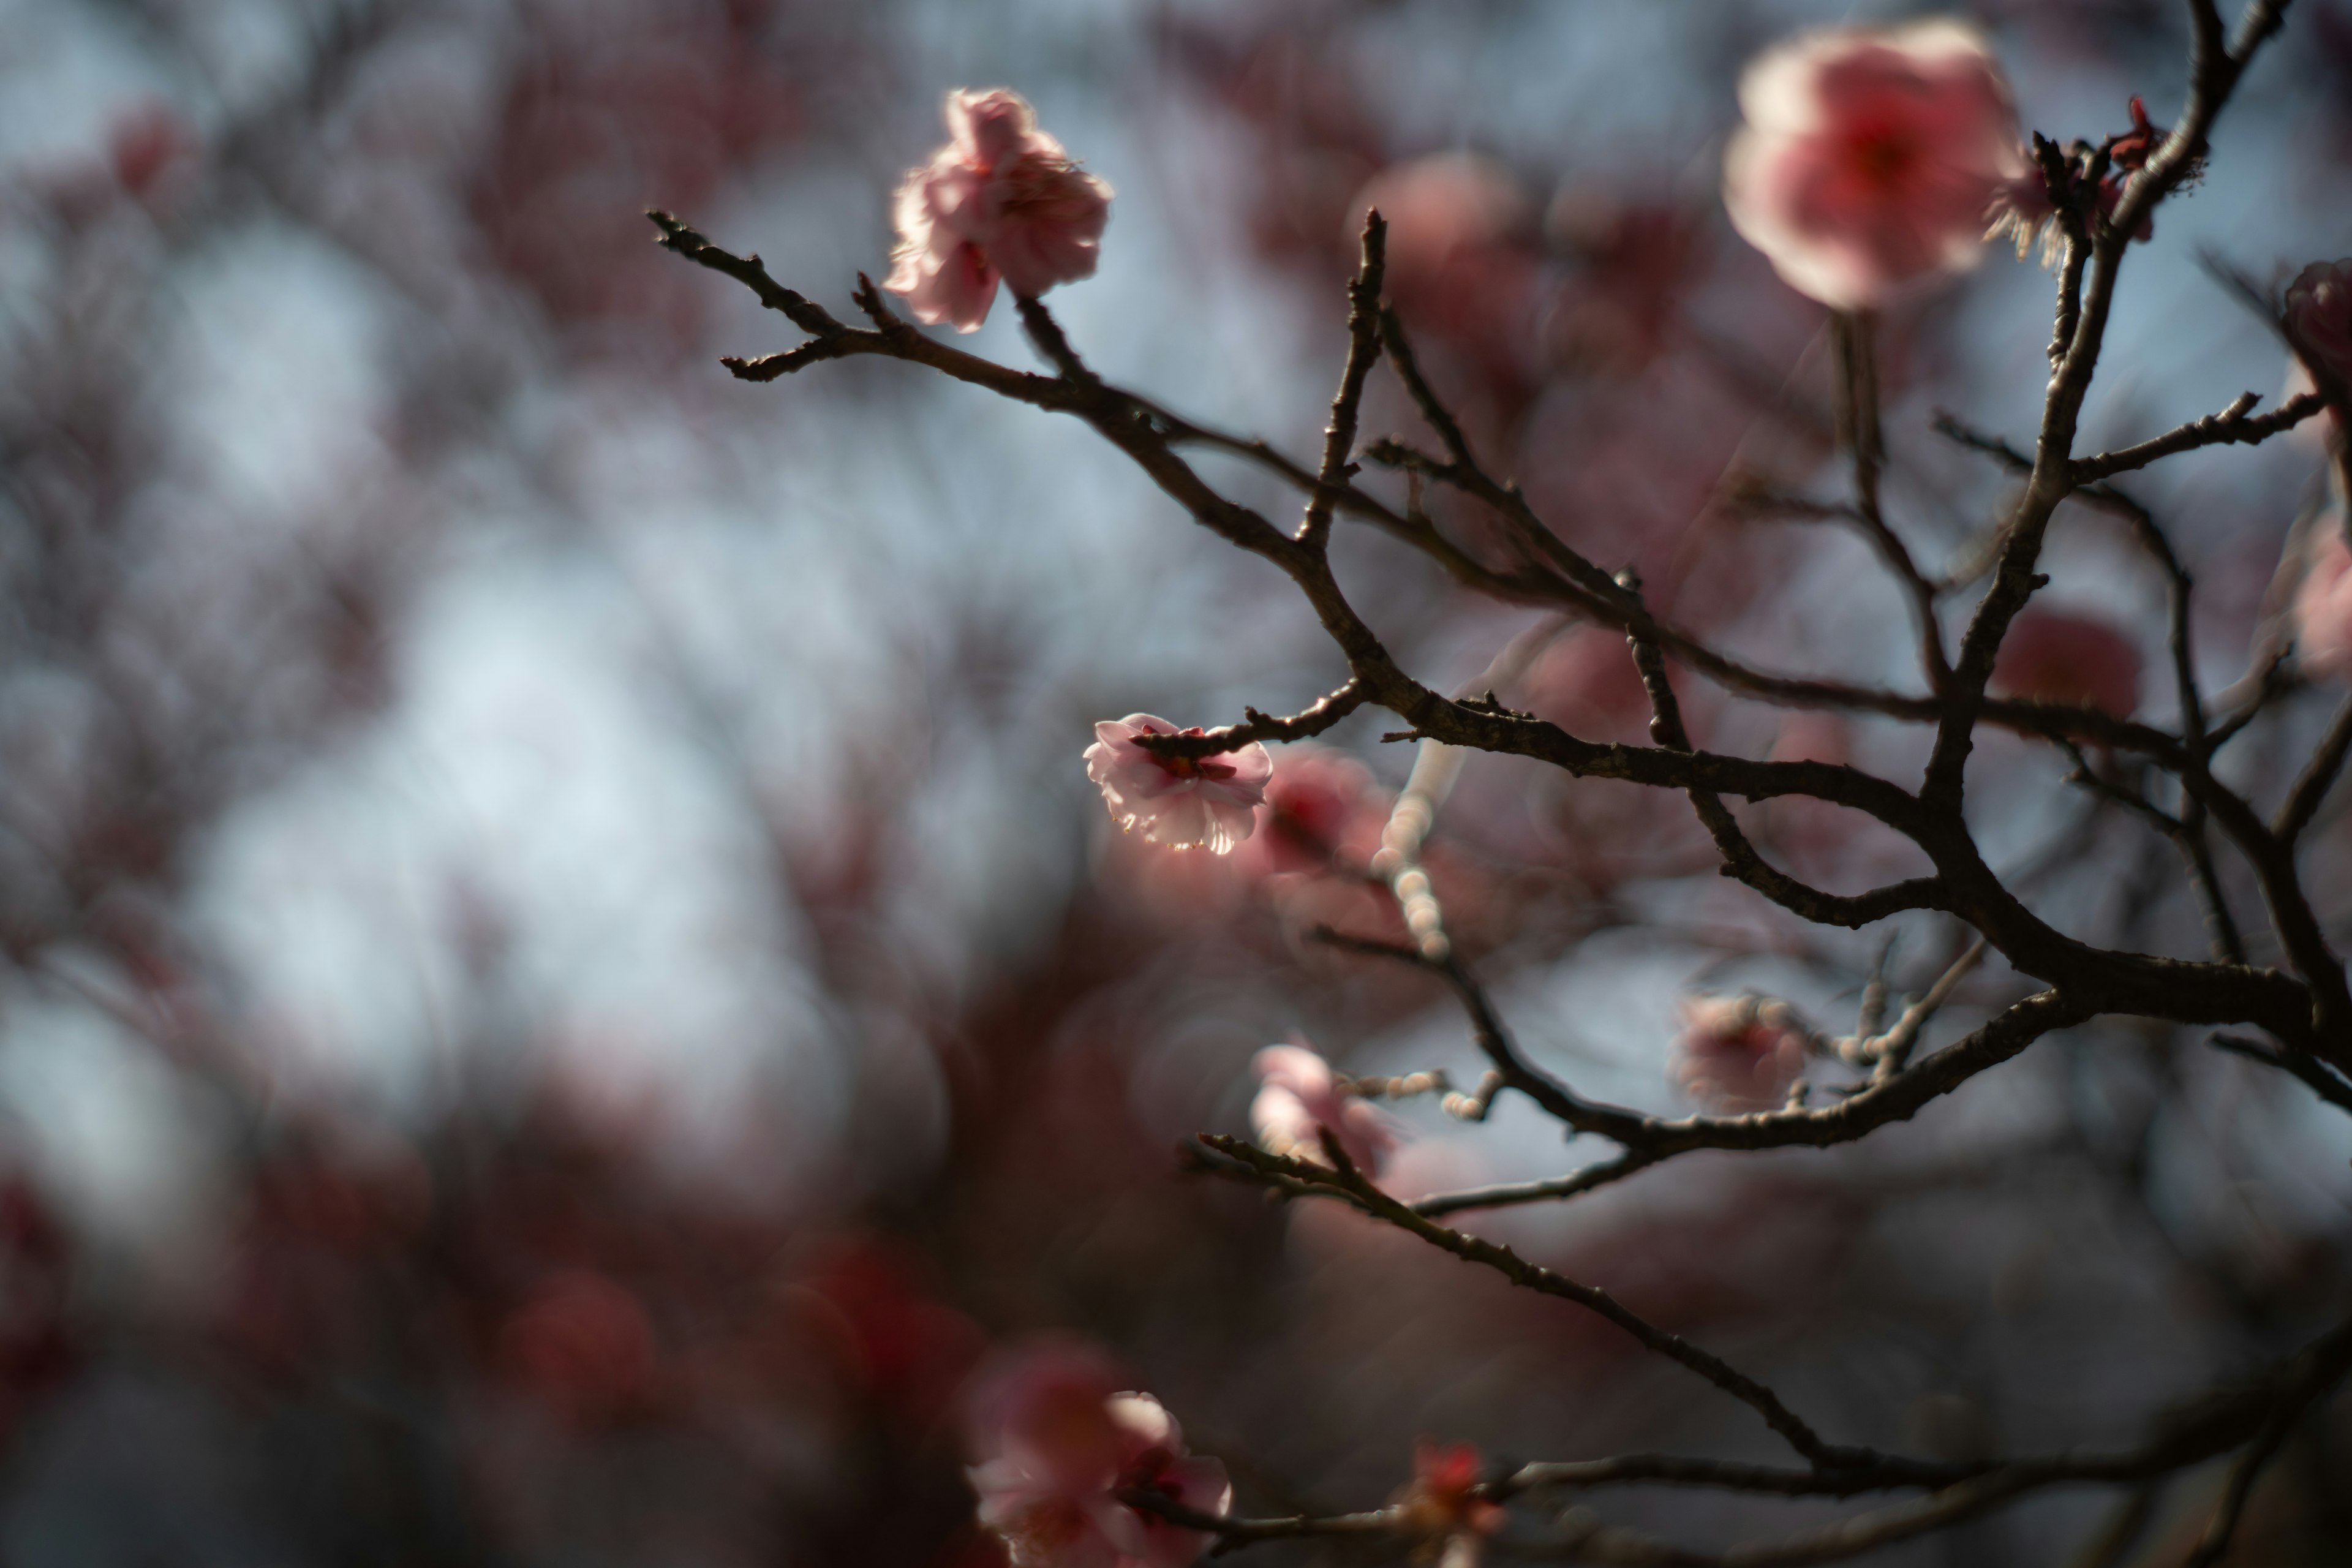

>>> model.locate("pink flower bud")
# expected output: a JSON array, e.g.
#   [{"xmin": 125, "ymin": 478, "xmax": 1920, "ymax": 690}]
[
  {"xmin": 967, "ymin": 1343, "xmax": 1231, "ymax": 1568},
  {"xmin": 884, "ymin": 88, "xmax": 1114, "ymax": 333},
  {"xmin": 1674, "ymin": 996, "xmax": 1814, "ymax": 1111},
  {"xmin": 1989, "ymin": 610, "xmax": 2140, "ymax": 717},
  {"xmin": 1250, "ymin": 1041, "xmax": 1400, "ymax": 1177},
  {"xmin": 2285, "ymin": 259, "xmax": 2352, "ymax": 399},
  {"xmin": 1084, "ymin": 715, "xmax": 1272, "ymax": 855},
  {"xmin": 1724, "ymin": 20, "xmax": 2026, "ymax": 310}
]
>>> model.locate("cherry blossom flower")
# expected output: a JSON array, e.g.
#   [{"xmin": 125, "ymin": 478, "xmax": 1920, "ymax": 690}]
[
  {"xmin": 885, "ymin": 88, "xmax": 1114, "ymax": 333},
  {"xmin": 1251, "ymin": 1041, "xmax": 1399, "ymax": 1175},
  {"xmin": 1724, "ymin": 20, "xmax": 2026, "ymax": 309},
  {"xmin": 1085, "ymin": 715, "xmax": 1272, "ymax": 854},
  {"xmin": 1673, "ymin": 996, "xmax": 1814, "ymax": 1111},
  {"xmin": 1393, "ymin": 1441, "xmax": 1506, "ymax": 1567},
  {"xmin": 2294, "ymin": 523, "xmax": 2352, "ymax": 680},
  {"xmin": 967, "ymin": 1343, "xmax": 1231, "ymax": 1568},
  {"xmin": 1989, "ymin": 609, "xmax": 2141, "ymax": 717},
  {"xmin": 2285, "ymin": 259, "xmax": 2352, "ymax": 399}
]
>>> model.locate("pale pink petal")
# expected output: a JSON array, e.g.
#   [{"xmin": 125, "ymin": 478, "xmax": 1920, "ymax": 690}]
[
  {"xmin": 1106, "ymin": 1392, "xmax": 1180, "ymax": 1458},
  {"xmin": 2296, "ymin": 525, "xmax": 2352, "ymax": 680},
  {"xmin": 886, "ymin": 88, "xmax": 1113, "ymax": 329},
  {"xmin": 948, "ymin": 88, "xmax": 1039, "ymax": 172},
  {"xmin": 1084, "ymin": 714, "xmax": 1270, "ymax": 855}
]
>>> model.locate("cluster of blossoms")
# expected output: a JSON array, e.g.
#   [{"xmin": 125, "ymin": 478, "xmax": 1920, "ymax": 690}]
[{"xmin": 870, "ymin": 24, "xmax": 2352, "ymax": 1556}]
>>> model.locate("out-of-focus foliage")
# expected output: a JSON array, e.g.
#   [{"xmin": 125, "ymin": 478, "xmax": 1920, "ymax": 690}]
[{"xmin": 0, "ymin": 1, "xmax": 2348, "ymax": 1563}]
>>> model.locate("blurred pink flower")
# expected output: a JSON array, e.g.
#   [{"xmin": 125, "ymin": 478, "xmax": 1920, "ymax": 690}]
[
  {"xmin": 1251, "ymin": 1042, "xmax": 1399, "ymax": 1175},
  {"xmin": 967, "ymin": 1343, "xmax": 1231, "ymax": 1568},
  {"xmin": 2285, "ymin": 259, "xmax": 2352, "ymax": 396},
  {"xmin": 1674, "ymin": 996, "xmax": 1813, "ymax": 1112},
  {"xmin": 1348, "ymin": 153, "xmax": 1539, "ymax": 345},
  {"xmin": 2294, "ymin": 524, "xmax": 2352, "ymax": 680},
  {"xmin": 1395, "ymin": 1441, "xmax": 1506, "ymax": 1565},
  {"xmin": 885, "ymin": 88, "xmax": 1113, "ymax": 333},
  {"xmin": 1085, "ymin": 715, "xmax": 1271, "ymax": 855},
  {"xmin": 1989, "ymin": 609, "xmax": 2141, "ymax": 717},
  {"xmin": 1724, "ymin": 20, "xmax": 2025, "ymax": 309},
  {"xmin": 1235, "ymin": 745, "xmax": 1389, "ymax": 875}
]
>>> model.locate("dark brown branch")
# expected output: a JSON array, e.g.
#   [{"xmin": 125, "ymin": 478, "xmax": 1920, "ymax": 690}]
[
  {"xmin": 1198, "ymin": 1133, "xmax": 1861, "ymax": 1470},
  {"xmin": 1316, "ymin": 929, "xmax": 2090, "ymax": 1166},
  {"xmin": 648, "ymin": 209, "xmax": 851, "ymax": 342},
  {"xmin": 2209, "ymin": 1033, "xmax": 2352, "ymax": 1115},
  {"xmin": 1409, "ymin": 1151, "xmax": 1659, "ymax": 1218},
  {"xmin": 2274, "ymin": 693, "xmax": 2352, "ymax": 843},
  {"xmin": 1621, "ymin": 566, "xmax": 1947, "ymax": 928},
  {"xmin": 1145, "ymin": 1310, "xmax": 2352, "ymax": 1565},
  {"xmin": 1832, "ymin": 312, "xmax": 1948, "ymax": 688},
  {"xmin": 1922, "ymin": 0, "xmax": 2293, "ymax": 820},
  {"xmin": 2072, "ymin": 390, "xmax": 2328, "ymax": 481},
  {"xmin": 2182, "ymin": 1304, "xmax": 2352, "ymax": 1567},
  {"xmin": 1134, "ymin": 680, "xmax": 1368, "ymax": 760}
]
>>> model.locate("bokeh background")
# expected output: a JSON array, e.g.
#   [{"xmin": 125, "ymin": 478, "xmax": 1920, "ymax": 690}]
[{"xmin": 2, "ymin": 0, "xmax": 2351, "ymax": 1563}]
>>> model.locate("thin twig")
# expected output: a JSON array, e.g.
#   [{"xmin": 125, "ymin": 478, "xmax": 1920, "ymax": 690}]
[
  {"xmin": 1134, "ymin": 679, "xmax": 1368, "ymax": 760},
  {"xmin": 2073, "ymin": 390, "xmax": 2328, "ymax": 482}
]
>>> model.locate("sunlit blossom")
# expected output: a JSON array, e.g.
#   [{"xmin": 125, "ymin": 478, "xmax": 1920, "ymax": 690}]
[
  {"xmin": 1250, "ymin": 1041, "xmax": 1400, "ymax": 1176},
  {"xmin": 884, "ymin": 88, "xmax": 1113, "ymax": 332},
  {"xmin": 1085, "ymin": 715, "xmax": 1272, "ymax": 854}
]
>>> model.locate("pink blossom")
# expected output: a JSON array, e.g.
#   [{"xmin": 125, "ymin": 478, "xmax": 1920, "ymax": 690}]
[
  {"xmin": 1085, "ymin": 715, "xmax": 1271, "ymax": 855},
  {"xmin": 1989, "ymin": 609, "xmax": 2141, "ymax": 717},
  {"xmin": 967, "ymin": 1343, "xmax": 1231, "ymax": 1568},
  {"xmin": 1724, "ymin": 20, "xmax": 2026, "ymax": 309},
  {"xmin": 1235, "ymin": 745, "xmax": 1389, "ymax": 876},
  {"xmin": 2285, "ymin": 260, "xmax": 2352, "ymax": 399},
  {"xmin": 2294, "ymin": 524, "xmax": 2352, "ymax": 681},
  {"xmin": 1394, "ymin": 1441, "xmax": 1507, "ymax": 1566},
  {"xmin": 884, "ymin": 88, "xmax": 1113, "ymax": 333},
  {"xmin": 1674, "ymin": 996, "xmax": 1814, "ymax": 1112},
  {"xmin": 1250, "ymin": 1042, "xmax": 1399, "ymax": 1175}
]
